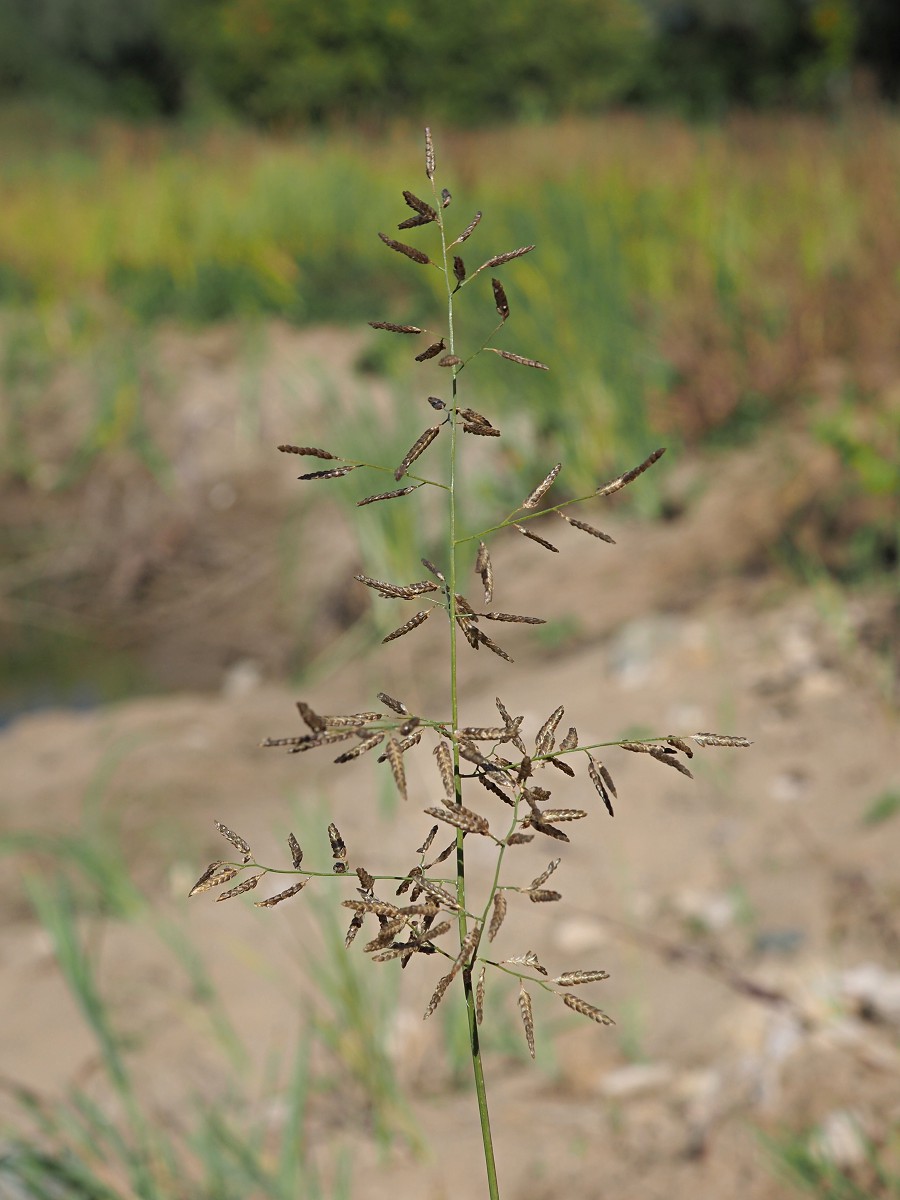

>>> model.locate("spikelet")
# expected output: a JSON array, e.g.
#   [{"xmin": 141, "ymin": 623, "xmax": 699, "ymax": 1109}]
[
  {"xmin": 216, "ymin": 872, "xmax": 264, "ymax": 902},
  {"xmin": 424, "ymin": 971, "xmax": 454, "ymax": 1020},
  {"xmin": 377, "ymin": 728, "xmax": 422, "ymax": 759},
  {"xmin": 378, "ymin": 232, "xmax": 431, "ymax": 265},
  {"xmin": 484, "ymin": 246, "xmax": 535, "ymax": 268},
  {"xmin": 415, "ymin": 339, "xmax": 445, "ymax": 362},
  {"xmin": 334, "ymin": 732, "xmax": 384, "ymax": 762},
  {"xmin": 548, "ymin": 757, "xmax": 576, "ymax": 778},
  {"xmin": 402, "ymin": 189, "xmax": 437, "ymax": 221},
  {"xmin": 529, "ymin": 859, "xmax": 561, "ymax": 891},
  {"xmin": 438, "ymin": 354, "xmax": 463, "ymax": 368},
  {"xmin": 596, "ymin": 448, "xmax": 666, "ymax": 498},
  {"xmin": 665, "ymin": 735, "xmax": 694, "ymax": 757},
  {"xmin": 488, "ymin": 892, "xmax": 508, "ymax": 942},
  {"xmin": 522, "ymin": 463, "xmax": 562, "ymax": 510},
  {"xmin": 394, "ymin": 426, "xmax": 441, "ymax": 481},
  {"xmin": 587, "ymin": 754, "xmax": 615, "ymax": 817},
  {"xmin": 475, "ymin": 542, "xmax": 493, "ymax": 606},
  {"xmin": 427, "ymin": 839, "xmax": 457, "ymax": 867},
  {"xmin": 463, "ymin": 422, "xmax": 501, "ymax": 437},
  {"xmin": 452, "ymin": 925, "xmax": 481, "ymax": 975},
  {"xmin": 458, "ymin": 407, "xmax": 495, "ymax": 431},
  {"xmin": 328, "ymin": 822, "xmax": 347, "ymax": 860},
  {"xmin": 518, "ymin": 985, "xmax": 536, "ymax": 1058},
  {"xmin": 214, "ymin": 821, "xmax": 252, "ymax": 863},
  {"xmin": 255, "ymin": 879, "xmax": 308, "ymax": 908},
  {"xmin": 513, "ymin": 524, "xmax": 559, "ymax": 553},
  {"xmin": 478, "ymin": 772, "xmax": 515, "ymax": 805},
  {"xmin": 554, "ymin": 970, "xmax": 610, "ymax": 986},
  {"xmin": 538, "ymin": 809, "xmax": 586, "ymax": 823},
  {"xmin": 189, "ymin": 862, "xmax": 239, "ymax": 897},
  {"xmin": 528, "ymin": 821, "xmax": 570, "ymax": 844},
  {"xmin": 417, "ymin": 825, "xmax": 439, "ymax": 856},
  {"xmin": 516, "ymin": 756, "xmax": 533, "ymax": 785},
  {"xmin": 356, "ymin": 866, "xmax": 375, "ymax": 894},
  {"xmin": 398, "ymin": 213, "xmax": 432, "ymax": 230},
  {"xmin": 480, "ymin": 611, "xmax": 545, "ymax": 625},
  {"xmin": 434, "ymin": 742, "xmax": 455, "ymax": 800},
  {"xmin": 557, "ymin": 511, "xmax": 616, "ymax": 544},
  {"xmin": 648, "ymin": 745, "xmax": 694, "ymax": 778},
  {"xmin": 453, "ymin": 256, "xmax": 466, "ymax": 283},
  {"xmin": 475, "ymin": 629, "xmax": 514, "ymax": 662},
  {"xmin": 488, "ymin": 349, "xmax": 549, "ymax": 371},
  {"xmin": 424, "ymin": 805, "xmax": 490, "ymax": 835},
  {"xmin": 427, "ymin": 395, "xmax": 446, "ymax": 410},
  {"xmin": 298, "ymin": 466, "xmax": 358, "ymax": 481},
  {"xmin": 287, "ymin": 832, "xmax": 303, "ymax": 869},
  {"xmin": 506, "ymin": 951, "xmax": 548, "ymax": 976},
  {"xmin": 476, "ymin": 965, "xmax": 486, "ymax": 1025},
  {"xmin": 384, "ymin": 737, "xmax": 408, "ymax": 800},
  {"xmin": 506, "ymin": 832, "xmax": 534, "ymax": 845},
  {"xmin": 441, "ymin": 188, "xmax": 451, "ymax": 208},
  {"xmin": 421, "ymin": 558, "xmax": 445, "ymax": 582},
  {"xmin": 450, "ymin": 211, "xmax": 482, "ymax": 247},
  {"xmin": 535, "ymin": 705, "xmax": 565, "ymax": 756},
  {"xmin": 562, "ymin": 993, "xmax": 615, "ymax": 1026},
  {"xmin": 368, "ymin": 321, "xmax": 424, "ymax": 334},
  {"xmin": 342, "ymin": 898, "xmax": 401, "ymax": 917},
  {"xmin": 296, "ymin": 701, "xmax": 326, "ymax": 733},
  {"xmin": 396, "ymin": 865, "xmax": 421, "ymax": 896},
  {"xmin": 415, "ymin": 878, "xmax": 460, "ymax": 911},
  {"xmin": 559, "ymin": 727, "xmax": 578, "ymax": 751},
  {"xmin": 277, "ymin": 445, "xmax": 337, "ymax": 459},
  {"xmin": 691, "ymin": 732, "xmax": 753, "ymax": 748},
  {"xmin": 382, "ymin": 610, "xmax": 431, "ymax": 644},
  {"xmin": 378, "ymin": 692, "xmax": 409, "ymax": 715},
  {"xmin": 491, "ymin": 278, "xmax": 510, "ymax": 320},
  {"xmin": 357, "ymin": 484, "xmax": 424, "ymax": 506},
  {"xmin": 528, "ymin": 889, "xmax": 562, "ymax": 903},
  {"xmin": 345, "ymin": 911, "xmax": 365, "ymax": 947},
  {"xmin": 424, "ymin": 127, "xmax": 435, "ymax": 179},
  {"xmin": 323, "ymin": 712, "xmax": 382, "ymax": 727},
  {"xmin": 364, "ymin": 919, "xmax": 408, "ymax": 953}
]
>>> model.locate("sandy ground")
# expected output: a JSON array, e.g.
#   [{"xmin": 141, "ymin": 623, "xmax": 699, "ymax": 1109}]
[{"xmin": 1, "ymin": 322, "xmax": 899, "ymax": 1199}]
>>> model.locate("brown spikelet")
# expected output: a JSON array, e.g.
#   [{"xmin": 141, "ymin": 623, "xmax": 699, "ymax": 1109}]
[
  {"xmin": 421, "ymin": 557, "xmax": 445, "ymax": 582},
  {"xmin": 522, "ymin": 463, "xmax": 562, "ymax": 510},
  {"xmin": 427, "ymin": 838, "xmax": 457, "ymax": 867},
  {"xmin": 214, "ymin": 821, "xmax": 252, "ymax": 863},
  {"xmin": 478, "ymin": 772, "xmax": 515, "ymax": 805},
  {"xmin": 345, "ymin": 911, "xmax": 365, "ymax": 947},
  {"xmin": 342, "ymin": 898, "xmax": 401, "ymax": 917},
  {"xmin": 665, "ymin": 735, "xmax": 694, "ymax": 757},
  {"xmin": 334, "ymin": 732, "xmax": 385, "ymax": 762},
  {"xmin": 398, "ymin": 213, "xmax": 432, "ymax": 230},
  {"xmin": 189, "ymin": 862, "xmax": 239, "ymax": 897},
  {"xmin": 434, "ymin": 741, "xmax": 455, "ymax": 800},
  {"xmin": 596, "ymin": 447, "xmax": 666, "ymax": 497},
  {"xmin": 587, "ymin": 754, "xmax": 615, "ymax": 817},
  {"xmin": 356, "ymin": 866, "xmax": 375, "ymax": 894},
  {"xmin": 298, "ymin": 465, "xmax": 358, "ymax": 481},
  {"xmin": 506, "ymin": 951, "xmax": 548, "ymax": 976},
  {"xmin": 560, "ymin": 727, "xmax": 578, "ymax": 751},
  {"xmin": 491, "ymin": 277, "xmax": 510, "ymax": 320},
  {"xmin": 554, "ymin": 970, "xmax": 610, "ymax": 986},
  {"xmin": 557, "ymin": 511, "xmax": 616, "ymax": 544},
  {"xmin": 323, "ymin": 711, "xmax": 382, "ymax": 727},
  {"xmin": 516, "ymin": 755, "xmax": 533, "ymax": 785},
  {"xmin": 488, "ymin": 891, "xmax": 508, "ymax": 942},
  {"xmin": 417, "ymin": 825, "xmax": 439, "ymax": 856},
  {"xmin": 451, "ymin": 211, "xmax": 482, "ymax": 247},
  {"xmin": 459, "ymin": 725, "xmax": 512, "ymax": 741},
  {"xmin": 382, "ymin": 609, "xmax": 432, "ymax": 644},
  {"xmin": 528, "ymin": 888, "xmax": 562, "ymax": 903},
  {"xmin": 463, "ymin": 422, "xmax": 501, "ymax": 437},
  {"xmin": 424, "ymin": 971, "xmax": 454, "ymax": 1020},
  {"xmin": 458, "ymin": 407, "xmax": 494, "ymax": 429},
  {"xmin": 485, "ymin": 245, "xmax": 535, "ymax": 268},
  {"xmin": 216, "ymin": 872, "xmax": 264, "ymax": 902},
  {"xmin": 378, "ymin": 691, "xmax": 409, "ymax": 715},
  {"xmin": 539, "ymin": 808, "xmax": 587, "ymax": 823},
  {"xmin": 424, "ymin": 806, "xmax": 490, "ymax": 835},
  {"xmin": 378, "ymin": 232, "xmax": 431, "ymax": 265},
  {"xmin": 691, "ymin": 732, "xmax": 753, "ymax": 748},
  {"xmin": 475, "ymin": 542, "xmax": 493, "ymax": 606},
  {"xmin": 394, "ymin": 425, "xmax": 441, "ymax": 480},
  {"xmin": 364, "ymin": 919, "xmax": 408, "ymax": 953},
  {"xmin": 438, "ymin": 354, "xmax": 463, "ymax": 368},
  {"xmin": 647, "ymin": 745, "xmax": 694, "ymax": 778},
  {"xmin": 255, "ymin": 879, "xmax": 308, "ymax": 908},
  {"xmin": 506, "ymin": 832, "xmax": 534, "ymax": 845},
  {"xmin": 475, "ymin": 629, "xmax": 514, "ymax": 662},
  {"xmin": 488, "ymin": 349, "xmax": 549, "ymax": 370},
  {"xmin": 287, "ymin": 832, "xmax": 303, "ymax": 869},
  {"xmin": 327, "ymin": 822, "xmax": 347, "ymax": 860},
  {"xmin": 453, "ymin": 925, "xmax": 482, "ymax": 974},
  {"xmin": 548, "ymin": 756, "xmax": 576, "ymax": 778},
  {"xmin": 441, "ymin": 188, "xmax": 451, "ymax": 208},
  {"xmin": 377, "ymin": 728, "xmax": 422, "ymax": 759},
  {"xmin": 396, "ymin": 865, "xmax": 421, "ymax": 896},
  {"xmin": 518, "ymin": 985, "xmax": 536, "ymax": 1058},
  {"xmin": 535, "ymin": 704, "xmax": 565, "ymax": 756},
  {"xmin": 296, "ymin": 701, "xmax": 326, "ymax": 733},
  {"xmin": 333, "ymin": 862, "xmax": 348, "ymax": 875},
  {"xmin": 476, "ymin": 965, "xmax": 486, "ymax": 1026},
  {"xmin": 513, "ymin": 524, "xmax": 559, "ymax": 553},
  {"xmin": 562, "ymin": 993, "xmax": 615, "ymax": 1026},
  {"xmin": 480, "ymin": 611, "xmax": 545, "ymax": 625},
  {"xmin": 384, "ymin": 737, "xmax": 408, "ymax": 801},
  {"xmin": 415, "ymin": 339, "xmax": 445, "ymax": 362},
  {"xmin": 368, "ymin": 321, "xmax": 424, "ymax": 334},
  {"xmin": 402, "ymin": 189, "xmax": 437, "ymax": 221},
  {"xmin": 260, "ymin": 733, "xmax": 324, "ymax": 751},
  {"xmin": 277, "ymin": 445, "xmax": 337, "ymax": 460},
  {"xmin": 424, "ymin": 127, "xmax": 435, "ymax": 179},
  {"xmin": 453, "ymin": 256, "xmax": 466, "ymax": 283},
  {"xmin": 427, "ymin": 395, "xmax": 446, "ymax": 410},
  {"xmin": 528, "ymin": 821, "xmax": 570, "ymax": 844},
  {"xmin": 357, "ymin": 483, "xmax": 424, "ymax": 507},
  {"xmin": 416, "ymin": 878, "xmax": 460, "ymax": 911},
  {"xmin": 529, "ymin": 859, "xmax": 561, "ymax": 890}
]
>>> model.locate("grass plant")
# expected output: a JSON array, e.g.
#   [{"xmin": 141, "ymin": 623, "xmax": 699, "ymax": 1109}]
[{"xmin": 189, "ymin": 129, "xmax": 752, "ymax": 1197}]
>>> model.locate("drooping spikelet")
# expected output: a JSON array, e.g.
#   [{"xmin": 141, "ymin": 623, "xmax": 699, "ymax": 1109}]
[
  {"xmin": 518, "ymin": 984, "xmax": 536, "ymax": 1058},
  {"xmin": 491, "ymin": 278, "xmax": 510, "ymax": 320},
  {"xmin": 513, "ymin": 524, "xmax": 559, "ymax": 553},
  {"xmin": 384, "ymin": 737, "xmax": 408, "ymax": 801},
  {"xmin": 475, "ymin": 542, "xmax": 493, "ymax": 606},
  {"xmin": 189, "ymin": 862, "xmax": 239, "ymax": 897},
  {"xmin": 216, "ymin": 872, "xmax": 264, "ymax": 902},
  {"xmin": 424, "ymin": 805, "xmax": 490, "ymax": 835},
  {"xmin": 488, "ymin": 892, "xmax": 508, "ymax": 942},
  {"xmin": 378, "ymin": 232, "xmax": 431, "ymax": 265},
  {"xmin": 357, "ymin": 484, "xmax": 424, "ymax": 507},
  {"xmin": 562, "ymin": 993, "xmax": 615, "ymax": 1026},
  {"xmin": 587, "ymin": 754, "xmax": 615, "ymax": 817},
  {"xmin": 450, "ymin": 211, "xmax": 482, "ymax": 247},
  {"xmin": 434, "ymin": 741, "xmax": 455, "ymax": 801},
  {"xmin": 288, "ymin": 832, "xmax": 303, "ymax": 869},
  {"xmin": 255, "ymin": 879, "xmax": 308, "ymax": 908},
  {"xmin": 557, "ymin": 511, "xmax": 616, "ymax": 544}
]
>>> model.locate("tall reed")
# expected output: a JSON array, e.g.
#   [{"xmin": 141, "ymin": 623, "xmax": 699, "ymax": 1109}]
[{"xmin": 190, "ymin": 129, "xmax": 751, "ymax": 1197}]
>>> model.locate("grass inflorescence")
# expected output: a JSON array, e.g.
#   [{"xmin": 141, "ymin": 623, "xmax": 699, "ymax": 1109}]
[{"xmin": 190, "ymin": 129, "xmax": 752, "ymax": 1197}]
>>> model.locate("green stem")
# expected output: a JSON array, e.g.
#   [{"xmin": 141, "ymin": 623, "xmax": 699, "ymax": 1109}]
[{"xmin": 433, "ymin": 163, "xmax": 501, "ymax": 1200}]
